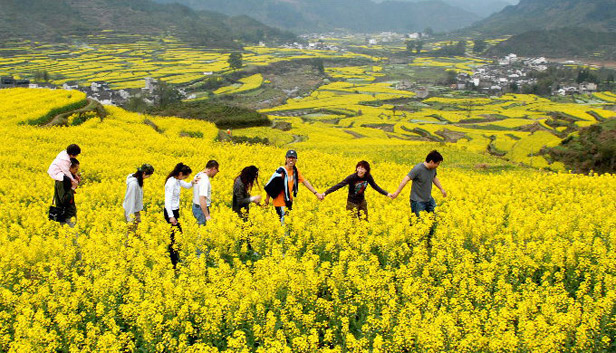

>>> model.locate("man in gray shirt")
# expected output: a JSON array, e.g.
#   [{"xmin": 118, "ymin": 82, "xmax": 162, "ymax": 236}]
[{"xmin": 391, "ymin": 150, "xmax": 447, "ymax": 217}]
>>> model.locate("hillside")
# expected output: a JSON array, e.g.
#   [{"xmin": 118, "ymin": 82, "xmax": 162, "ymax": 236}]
[
  {"xmin": 469, "ymin": 0, "xmax": 616, "ymax": 35},
  {"xmin": 542, "ymin": 118, "xmax": 616, "ymax": 174},
  {"xmin": 154, "ymin": 0, "xmax": 480, "ymax": 33},
  {"xmin": 0, "ymin": 0, "xmax": 296, "ymax": 47},
  {"xmin": 486, "ymin": 28, "xmax": 616, "ymax": 60}
]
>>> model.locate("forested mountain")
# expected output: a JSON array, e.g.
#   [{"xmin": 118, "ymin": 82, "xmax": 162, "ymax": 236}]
[
  {"xmin": 0, "ymin": 0, "xmax": 296, "ymax": 47},
  {"xmin": 469, "ymin": 0, "xmax": 616, "ymax": 35},
  {"xmin": 154, "ymin": 0, "xmax": 480, "ymax": 33}
]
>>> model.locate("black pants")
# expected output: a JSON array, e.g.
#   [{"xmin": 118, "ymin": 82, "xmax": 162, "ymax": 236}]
[{"xmin": 164, "ymin": 209, "xmax": 182, "ymax": 268}]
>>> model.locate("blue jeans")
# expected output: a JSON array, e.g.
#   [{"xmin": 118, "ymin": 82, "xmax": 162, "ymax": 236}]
[
  {"xmin": 192, "ymin": 204, "xmax": 209, "ymax": 225},
  {"xmin": 275, "ymin": 206, "xmax": 287, "ymax": 225},
  {"xmin": 411, "ymin": 197, "xmax": 436, "ymax": 217}
]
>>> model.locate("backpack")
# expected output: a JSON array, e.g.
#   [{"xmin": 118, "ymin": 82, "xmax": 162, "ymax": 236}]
[
  {"xmin": 264, "ymin": 166, "xmax": 299, "ymax": 201},
  {"xmin": 264, "ymin": 170, "xmax": 285, "ymax": 198}
]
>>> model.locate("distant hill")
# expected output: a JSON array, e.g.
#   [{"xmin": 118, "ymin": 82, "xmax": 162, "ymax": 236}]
[
  {"xmin": 469, "ymin": 0, "xmax": 616, "ymax": 35},
  {"xmin": 0, "ymin": 0, "xmax": 296, "ymax": 47},
  {"xmin": 372, "ymin": 0, "xmax": 517, "ymax": 18},
  {"xmin": 154, "ymin": 0, "xmax": 480, "ymax": 33},
  {"xmin": 486, "ymin": 28, "xmax": 616, "ymax": 60}
]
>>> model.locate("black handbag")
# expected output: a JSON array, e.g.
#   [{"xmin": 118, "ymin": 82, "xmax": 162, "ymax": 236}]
[{"xmin": 48, "ymin": 192, "xmax": 66, "ymax": 223}]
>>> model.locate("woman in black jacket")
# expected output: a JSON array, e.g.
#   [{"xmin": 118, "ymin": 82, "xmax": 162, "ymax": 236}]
[
  {"xmin": 232, "ymin": 166, "xmax": 262, "ymax": 220},
  {"xmin": 322, "ymin": 160, "xmax": 392, "ymax": 220}
]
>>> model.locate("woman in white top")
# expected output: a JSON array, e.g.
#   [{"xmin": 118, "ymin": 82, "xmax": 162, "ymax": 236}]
[
  {"xmin": 164, "ymin": 162, "xmax": 197, "ymax": 268},
  {"xmin": 123, "ymin": 163, "xmax": 155, "ymax": 226}
]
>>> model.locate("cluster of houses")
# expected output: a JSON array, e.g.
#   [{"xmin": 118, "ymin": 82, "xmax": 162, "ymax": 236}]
[
  {"xmin": 60, "ymin": 81, "xmax": 130, "ymax": 106},
  {"xmin": 294, "ymin": 31, "xmax": 427, "ymax": 50},
  {"xmin": 453, "ymin": 54, "xmax": 599, "ymax": 96},
  {"xmin": 0, "ymin": 75, "xmax": 161, "ymax": 106},
  {"xmin": 283, "ymin": 39, "xmax": 343, "ymax": 52}
]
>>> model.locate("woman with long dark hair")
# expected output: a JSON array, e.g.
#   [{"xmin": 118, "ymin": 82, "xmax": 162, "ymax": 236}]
[
  {"xmin": 164, "ymin": 162, "xmax": 197, "ymax": 268},
  {"xmin": 232, "ymin": 165, "xmax": 262, "ymax": 219},
  {"xmin": 123, "ymin": 163, "xmax": 155, "ymax": 226},
  {"xmin": 322, "ymin": 160, "xmax": 392, "ymax": 220}
]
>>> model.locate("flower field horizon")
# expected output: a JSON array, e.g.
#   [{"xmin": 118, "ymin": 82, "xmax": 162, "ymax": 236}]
[{"xmin": 0, "ymin": 88, "xmax": 615, "ymax": 352}]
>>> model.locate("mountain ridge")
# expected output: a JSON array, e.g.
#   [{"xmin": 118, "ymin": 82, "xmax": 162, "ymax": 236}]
[
  {"xmin": 468, "ymin": 0, "xmax": 616, "ymax": 35},
  {"xmin": 153, "ymin": 0, "xmax": 481, "ymax": 33},
  {"xmin": 0, "ymin": 0, "xmax": 296, "ymax": 47}
]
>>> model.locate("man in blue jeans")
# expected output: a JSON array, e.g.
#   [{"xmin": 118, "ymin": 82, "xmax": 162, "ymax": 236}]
[
  {"xmin": 192, "ymin": 160, "xmax": 219, "ymax": 225},
  {"xmin": 391, "ymin": 150, "xmax": 447, "ymax": 217}
]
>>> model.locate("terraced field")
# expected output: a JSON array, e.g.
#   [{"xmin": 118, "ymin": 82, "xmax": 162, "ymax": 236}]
[{"xmin": 0, "ymin": 88, "xmax": 614, "ymax": 352}]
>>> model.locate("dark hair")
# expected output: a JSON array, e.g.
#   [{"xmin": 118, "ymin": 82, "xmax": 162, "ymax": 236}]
[
  {"xmin": 426, "ymin": 150, "xmax": 443, "ymax": 163},
  {"xmin": 70, "ymin": 157, "xmax": 79, "ymax": 167},
  {"xmin": 235, "ymin": 166, "xmax": 259, "ymax": 191},
  {"xmin": 356, "ymin": 160, "xmax": 371, "ymax": 175},
  {"xmin": 67, "ymin": 144, "xmax": 81, "ymax": 156},
  {"xmin": 133, "ymin": 164, "xmax": 154, "ymax": 188},
  {"xmin": 206, "ymin": 160, "xmax": 219, "ymax": 170},
  {"xmin": 166, "ymin": 163, "xmax": 192, "ymax": 183}
]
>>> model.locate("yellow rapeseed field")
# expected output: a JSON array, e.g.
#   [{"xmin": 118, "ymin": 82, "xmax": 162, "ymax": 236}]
[{"xmin": 0, "ymin": 88, "xmax": 615, "ymax": 352}]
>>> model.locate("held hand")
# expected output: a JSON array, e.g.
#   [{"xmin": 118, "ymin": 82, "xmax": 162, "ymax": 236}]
[
  {"xmin": 253, "ymin": 195, "xmax": 262, "ymax": 204},
  {"xmin": 169, "ymin": 217, "xmax": 178, "ymax": 226},
  {"xmin": 387, "ymin": 193, "xmax": 395, "ymax": 200},
  {"xmin": 316, "ymin": 193, "xmax": 325, "ymax": 201},
  {"xmin": 263, "ymin": 199, "xmax": 270, "ymax": 207}
]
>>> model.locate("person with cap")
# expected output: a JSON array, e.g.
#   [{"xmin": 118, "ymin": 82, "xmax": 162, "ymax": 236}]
[
  {"xmin": 123, "ymin": 163, "xmax": 155, "ymax": 226},
  {"xmin": 264, "ymin": 150, "xmax": 323, "ymax": 224}
]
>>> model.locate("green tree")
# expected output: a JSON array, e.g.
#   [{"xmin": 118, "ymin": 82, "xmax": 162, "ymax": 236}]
[
  {"xmin": 473, "ymin": 39, "xmax": 487, "ymax": 54},
  {"xmin": 228, "ymin": 52, "xmax": 243, "ymax": 71},
  {"xmin": 406, "ymin": 40, "xmax": 415, "ymax": 54},
  {"xmin": 576, "ymin": 68, "xmax": 598, "ymax": 84},
  {"xmin": 154, "ymin": 80, "xmax": 182, "ymax": 108},
  {"xmin": 415, "ymin": 40, "xmax": 423, "ymax": 54},
  {"xmin": 312, "ymin": 58, "xmax": 325, "ymax": 74},
  {"xmin": 406, "ymin": 40, "xmax": 424, "ymax": 55},
  {"xmin": 33, "ymin": 70, "xmax": 50, "ymax": 82},
  {"xmin": 445, "ymin": 70, "xmax": 457, "ymax": 85},
  {"xmin": 123, "ymin": 96, "xmax": 149, "ymax": 113},
  {"xmin": 456, "ymin": 41, "xmax": 467, "ymax": 55},
  {"xmin": 433, "ymin": 41, "xmax": 466, "ymax": 57}
]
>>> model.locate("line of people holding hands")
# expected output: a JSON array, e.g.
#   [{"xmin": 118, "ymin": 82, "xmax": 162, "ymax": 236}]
[{"xmin": 49, "ymin": 145, "xmax": 446, "ymax": 267}]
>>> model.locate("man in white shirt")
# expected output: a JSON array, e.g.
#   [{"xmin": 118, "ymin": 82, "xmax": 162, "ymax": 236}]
[{"xmin": 192, "ymin": 160, "xmax": 219, "ymax": 225}]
